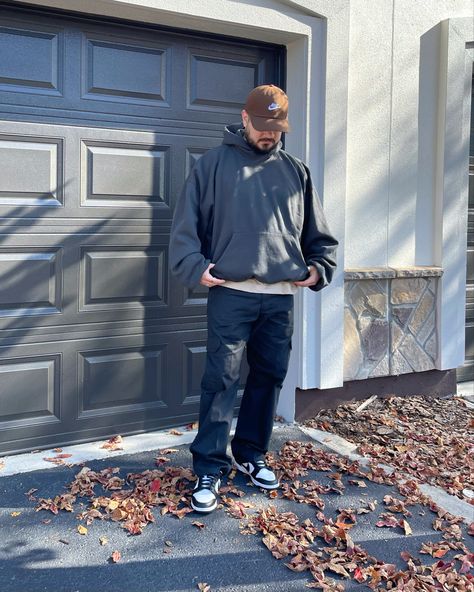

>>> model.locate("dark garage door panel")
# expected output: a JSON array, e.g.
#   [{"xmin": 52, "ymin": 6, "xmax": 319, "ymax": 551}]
[
  {"xmin": 0, "ymin": 7, "xmax": 281, "ymax": 131},
  {"xmin": 0, "ymin": 329, "xmax": 209, "ymax": 452},
  {"xmin": 0, "ymin": 5, "xmax": 283, "ymax": 454}
]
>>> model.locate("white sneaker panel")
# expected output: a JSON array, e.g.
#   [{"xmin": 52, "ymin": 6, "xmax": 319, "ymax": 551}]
[{"xmin": 255, "ymin": 467, "xmax": 276, "ymax": 481}]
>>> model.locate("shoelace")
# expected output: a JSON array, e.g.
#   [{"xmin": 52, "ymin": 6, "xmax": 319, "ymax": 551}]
[{"xmin": 200, "ymin": 474, "xmax": 219, "ymax": 489}]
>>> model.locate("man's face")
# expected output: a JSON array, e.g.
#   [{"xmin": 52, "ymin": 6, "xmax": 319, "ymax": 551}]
[{"xmin": 242, "ymin": 110, "xmax": 282, "ymax": 153}]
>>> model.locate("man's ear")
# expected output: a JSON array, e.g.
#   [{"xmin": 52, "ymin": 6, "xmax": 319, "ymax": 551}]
[{"xmin": 241, "ymin": 109, "xmax": 248, "ymax": 128}]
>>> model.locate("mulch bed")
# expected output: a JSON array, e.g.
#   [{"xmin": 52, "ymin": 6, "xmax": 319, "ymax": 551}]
[{"xmin": 304, "ymin": 395, "xmax": 474, "ymax": 504}]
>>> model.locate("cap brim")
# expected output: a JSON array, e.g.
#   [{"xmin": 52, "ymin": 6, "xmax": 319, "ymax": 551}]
[{"xmin": 249, "ymin": 114, "xmax": 290, "ymax": 132}]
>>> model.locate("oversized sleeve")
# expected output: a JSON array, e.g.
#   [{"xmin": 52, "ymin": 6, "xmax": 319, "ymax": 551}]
[
  {"xmin": 169, "ymin": 163, "xmax": 211, "ymax": 288},
  {"xmin": 300, "ymin": 164, "xmax": 339, "ymax": 292}
]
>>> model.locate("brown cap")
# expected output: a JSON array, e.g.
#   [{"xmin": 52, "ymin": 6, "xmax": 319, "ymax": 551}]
[{"xmin": 244, "ymin": 84, "xmax": 290, "ymax": 132}]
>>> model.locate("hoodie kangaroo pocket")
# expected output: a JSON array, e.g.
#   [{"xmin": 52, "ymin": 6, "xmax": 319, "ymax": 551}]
[{"xmin": 212, "ymin": 232, "xmax": 308, "ymax": 283}]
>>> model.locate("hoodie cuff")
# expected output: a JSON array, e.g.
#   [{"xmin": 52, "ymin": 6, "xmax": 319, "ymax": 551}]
[
  {"xmin": 189, "ymin": 258, "xmax": 211, "ymax": 289},
  {"xmin": 307, "ymin": 261, "xmax": 328, "ymax": 292}
]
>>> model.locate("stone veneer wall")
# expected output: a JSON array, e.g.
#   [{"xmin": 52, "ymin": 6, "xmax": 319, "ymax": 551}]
[{"xmin": 344, "ymin": 267, "xmax": 443, "ymax": 381}]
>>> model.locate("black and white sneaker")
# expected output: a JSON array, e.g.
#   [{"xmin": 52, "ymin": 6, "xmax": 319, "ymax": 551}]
[
  {"xmin": 234, "ymin": 459, "xmax": 279, "ymax": 490},
  {"xmin": 191, "ymin": 474, "xmax": 221, "ymax": 513}
]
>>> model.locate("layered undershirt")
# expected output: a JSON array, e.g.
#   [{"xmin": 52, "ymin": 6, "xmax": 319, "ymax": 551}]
[{"xmin": 220, "ymin": 278, "xmax": 298, "ymax": 295}]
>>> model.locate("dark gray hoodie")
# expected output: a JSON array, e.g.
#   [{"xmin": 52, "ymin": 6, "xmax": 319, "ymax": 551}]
[{"xmin": 169, "ymin": 124, "xmax": 338, "ymax": 291}]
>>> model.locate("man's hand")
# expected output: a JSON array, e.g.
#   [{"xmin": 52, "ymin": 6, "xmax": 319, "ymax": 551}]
[
  {"xmin": 200, "ymin": 263, "xmax": 226, "ymax": 288},
  {"xmin": 293, "ymin": 265, "xmax": 320, "ymax": 287}
]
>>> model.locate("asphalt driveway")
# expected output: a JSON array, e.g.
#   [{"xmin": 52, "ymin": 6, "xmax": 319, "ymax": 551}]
[{"xmin": 0, "ymin": 425, "xmax": 472, "ymax": 591}]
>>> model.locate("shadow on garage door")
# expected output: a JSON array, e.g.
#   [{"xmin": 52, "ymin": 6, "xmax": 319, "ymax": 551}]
[{"xmin": 0, "ymin": 3, "xmax": 285, "ymax": 454}]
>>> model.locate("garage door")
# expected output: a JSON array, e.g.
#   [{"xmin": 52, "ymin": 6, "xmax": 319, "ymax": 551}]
[{"xmin": 0, "ymin": 4, "xmax": 284, "ymax": 454}]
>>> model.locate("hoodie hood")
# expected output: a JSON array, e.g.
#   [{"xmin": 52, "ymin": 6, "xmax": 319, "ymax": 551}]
[{"xmin": 223, "ymin": 123, "xmax": 282, "ymax": 157}]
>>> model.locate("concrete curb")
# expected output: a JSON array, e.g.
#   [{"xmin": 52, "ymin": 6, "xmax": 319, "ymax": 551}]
[
  {"xmin": 0, "ymin": 425, "xmax": 201, "ymax": 478},
  {"xmin": 0, "ymin": 419, "xmax": 291, "ymax": 478},
  {"xmin": 457, "ymin": 382, "xmax": 474, "ymax": 409},
  {"xmin": 298, "ymin": 424, "xmax": 474, "ymax": 524}
]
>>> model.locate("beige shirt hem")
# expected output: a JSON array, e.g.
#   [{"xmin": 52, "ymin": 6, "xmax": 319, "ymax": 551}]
[{"xmin": 220, "ymin": 278, "xmax": 298, "ymax": 295}]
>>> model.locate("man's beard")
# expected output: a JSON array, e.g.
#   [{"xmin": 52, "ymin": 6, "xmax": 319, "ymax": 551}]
[{"xmin": 243, "ymin": 130, "xmax": 278, "ymax": 154}]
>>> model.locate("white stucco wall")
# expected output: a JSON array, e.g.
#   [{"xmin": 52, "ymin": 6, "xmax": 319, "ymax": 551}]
[{"xmin": 345, "ymin": 0, "xmax": 473, "ymax": 269}]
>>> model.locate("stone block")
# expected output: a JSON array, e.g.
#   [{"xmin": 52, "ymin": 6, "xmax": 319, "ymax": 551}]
[
  {"xmin": 394, "ymin": 266, "xmax": 443, "ymax": 278},
  {"xmin": 366, "ymin": 293, "xmax": 387, "ymax": 318},
  {"xmin": 424, "ymin": 331, "xmax": 438, "ymax": 361},
  {"xmin": 349, "ymin": 280, "xmax": 387, "ymax": 320},
  {"xmin": 391, "ymin": 349, "xmax": 414, "ymax": 375},
  {"xmin": 344, "ymin": 308, "xmax": 363, "ymax": 381},
  {"xmin": 344, "ymin": 281, "xmax": 356, "ymax": 304},
  {"xmin": 397, "ymin": 333, "xmax": 436, "ymax": 372},
  {"xmin": 417, "ymin": 309, "xmax": 435, "ymax": 346},
  {"xmin": 390, "ymin": 277, "xmax": 427, "ymax": 304},
  {"xmin": 369, "ymin": 355, "xmax": 390, "ymax": 377},
  {"xmin": 391, "ymin": 320, "xmax": 404, "ymax": 353},
  {"xmin": 359, "ymin": 317, "xmax": 389, "ymax": 361},
  {"xmin": 344, "ymin": 268, "xmax": 396, "ymax": 280},
  {"xmin": 427, "ymin": 277, "xmax": 437, "ymax": 296},
  {"xmin": 392, "ymin": 305, "xmax": 414, "ymax": 328},
  {"xmin": 408, "ymin": 290, "xmax": 435, "ymax": 335}
]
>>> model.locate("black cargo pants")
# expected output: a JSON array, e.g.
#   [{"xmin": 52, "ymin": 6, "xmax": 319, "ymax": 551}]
[{"xmin": 190, "ymin": 286, "xmax": 294, "ymax": 477}]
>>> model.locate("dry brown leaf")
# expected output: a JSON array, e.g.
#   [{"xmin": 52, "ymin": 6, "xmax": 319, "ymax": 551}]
[
  {"xmin": 402, "ymin": 519, "xmax": 412, "ymax": 535},
  {"xmin": 77, "ymin": 525, "xmax": 88, "ymax": 535},
  {"xmin": 326, "ymin": 561, "xmax": 350, "ymax": 578},
  {"xmin": 36, "ymin": 498, "xmax": 59, "ymax": 514},
  {"xmin": 197, "ymin": 584, "xmax": 210, "ymax": 592},
  {"xmin": 375, "ymin": 512, "xmax": 399, "ymax": 528},
  {"xmin": 192, "ymin": 521, "xmax": 206, "ymax": 530},
  {"xmin": 348, "ymin": 479, "xmax": 367, "ymax": 488},
  {"xmin": 168, "ymin": 429, "xmax": 183, "ymax": 436},
  {"xmin": 101, "ymin": 435, "xmax": 123, "ymax": 451},
  {"xmin": 43, "ymin": 457, "xmax": 65, "ymax": 465},
  {"xmin": 110, "ymin": 550, "xmax": 121, "ymax": 563},
  {"xmin": 155, "ymin": 456, "xmax": 171, "ymax": 466},
  {"xmin": 99, "ymin": 536, "xmax": 108, "ymax": 546},
  {"xmin": 11, "ymin": 511, "xmax": 21, "ymax": 517}
]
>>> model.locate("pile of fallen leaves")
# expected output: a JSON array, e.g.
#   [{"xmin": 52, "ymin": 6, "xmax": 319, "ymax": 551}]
[
  {"xmin": 242, "ymin": 503, "xmax": 473, "ymax": 591},
  {"xmin": 304, "ymin": 396, "xmax": 474, "ymax": 503},
  {"xmin": 34, "ymin": 449, "xmax": 196, "ymax": 535},
  {"xmin": 30, "ymin": 437, "xmax": 473, "ymax": 590},
  {"xmin": 249, "ymin": 441, "xmax": 474, "ymax": 590}
]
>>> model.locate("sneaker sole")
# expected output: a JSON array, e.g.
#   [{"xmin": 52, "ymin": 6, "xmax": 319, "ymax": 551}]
[
  {"xmin": 234, "ymin": 461, "xmax": 279, "ymax": 490},
  {"xmin": 191, "ymin": 499, "xmax": 218, "ymax": 513}
]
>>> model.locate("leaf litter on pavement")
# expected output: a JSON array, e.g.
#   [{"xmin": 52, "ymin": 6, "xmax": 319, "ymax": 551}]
[{"xmin": 30, "ymin": 397, "xmax": 473, "ymax": 589}]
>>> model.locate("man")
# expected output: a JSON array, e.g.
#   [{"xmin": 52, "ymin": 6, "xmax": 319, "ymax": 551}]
[{"xmin": 170, "ymin": 84, "xmax": 338, "ymax": 513}]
